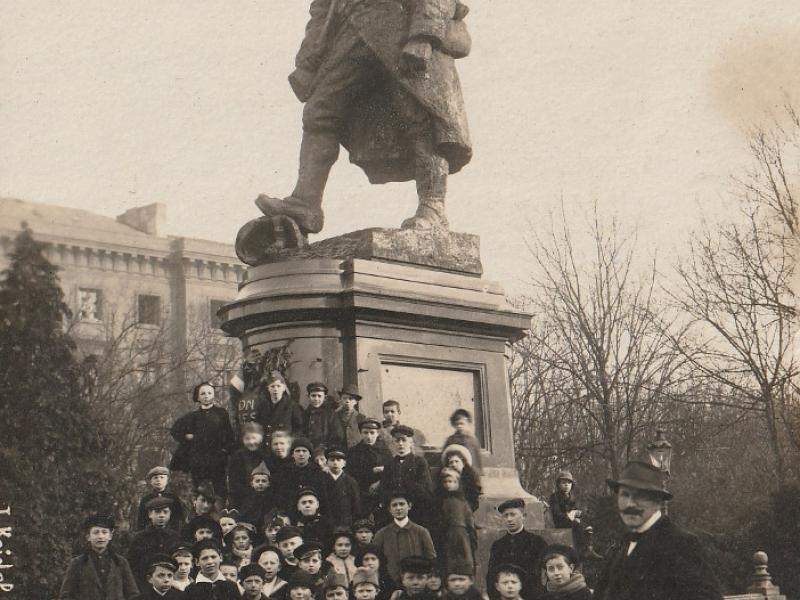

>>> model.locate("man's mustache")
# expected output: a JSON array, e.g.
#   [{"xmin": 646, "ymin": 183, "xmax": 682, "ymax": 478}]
[{"xmin": 622, "ymin": 508, "xmax": 644, "ymax": 516}]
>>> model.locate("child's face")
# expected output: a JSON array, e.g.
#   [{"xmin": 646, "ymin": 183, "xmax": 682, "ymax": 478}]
[
  {"xmin": 272, "ymin": 436, "xmax": 290, "ymax": 458},
  {"xmin": 258, "ymin": 550, "xmax": 282, "ymax": 578},
  {"xmin": 453, "ymin": 417, "xmax": 470, "ymax": 434},
  {"xmin": 446, "ymin": 575, "xmax": 472, "ymax": 595},
  {"xmin": 265, "ymin": 526, "xmax": 280, "ymax": 543},
  {"xmin": 341, "ymin": 395, "xmax": 358, "ymax": 412},
  {"xmin": 427, "ymin": 575, "xmax": 442, "ymax": 591},
  {"xmin": 268, "ymin": 381, "xmax": 286, "ymax": 400},
  {"xmin": 252, "ymin": 474, "xmax": 271, "ymax": 492},
  {"xmin": 86, "ymin": 526, "xmax": 112, "ymax": 553},
  {"xmin": 220, "ymin": 565, "xmax": 239, "ymax": 583},
  {"xmin": 293, "ymin": 447, "xmax": 311, "ymax": 466},
  {"xmin": 243, "ymin": 575, "xmax": 265, "ymax": 598},
  {"xmin": 501, "ymin": 508, "xmax": 525, "ymax": 533},
  {"xmin": 333, "ymin": 537, "xmax": 352, "ymax": 559},
  {"xmin": 219, "ymin": 517, "xmax": 237, "ymax": 535},
  {"xmin": 447, "ymin": 455, "xmax": 465, "ymax": 473},
  {"xmin": 393, "ymin": 435, "xmax": 412, "ymax": 456},
  {"xmin": 495, "ymin": 574, "xmax": 521, "ymax": 599},
  {"xmin": 361, "ymin": 429, "xmax": 379, "ymax": 445},
  {"xmin": 150, "ymin": 473, "xmax": 169, "ymax": 492},
  {"xmin": 197, "ymin": 384, "xmax": 215, "ymax": 407},
  {"xmin": 355, "ymin": 529, "xmax": 373, "ymax": 545},
  {"xmin": 297, "ymin": 495, "xmax": 319, "ymax": 516},
  {"xmin": 299, "ymin": 552, "xmax": 322, "ymax": 574},
  {"xmin": 279, "ymin": 536, "xmax": 303, "ymax": 560},
  {"xmin": 308, "ymin": 391, "xmax": 326, "ymax": 408},
  {"xmin": 193, "ymin": 495, "xmax": 212, "ymax": 514},
  {"xmin": 148, "ymin": 566, "xmax": 175, "ymax": 593},
  {"xmin": 290, "ymin": 587, "xmax": 312, "ymax": 600},
  {"xmin": 195, "ymin": 527, "xmax": 214, "ymax": 542},
  {"xmin": 383, "ymin": 404, "xmax": 400, "ymax": 423},
  {"xmin": 233, "ymin": 530, "xmax": 252, "ymax": 551},
  {"xmin": 401, "ymin": 572, "xmax": 429, "ymax": 595},
  {"xmin": 243, "ymin": 432, "xmax": 264, "ymax": 450},
  {"xmin": 558, "ymin": 480, "xmax": 573, "ymax": 494},
  {"xmin": 389, "ymin": 497, "xmax": 411, "ymax": 520},
  {"xmin": 326, "ymin": 587, "xmax": 348, "ymax": 600},
  {"xmin": 196, "ymin": 549, "xmax": 222, "ymax": 578},
  {"xmin": 361, "ymin": 553, "xmax": 379, "ymax": 571},
  {"xmin": 315, "ymin": 455, "xmax": 329, "ymax": 469},
  {"xmin": 149, "ymin": 507, "xmax": 171, "ymax": 528},
  {"xmin": 442, "ymin": 474, "xmax": 459, "ymax": 492},
  {"xmin": 174, "ymin": 555, "xmax": 193, "ymax": 580},
  {"xmin": 328, "ymin": 457, "xmax": 345, "ymax": 474},
  {"xmin": 354, "ymin": 582, "xmax": 379, "ymax": 600},
  {"xmin": 545, "ymin": 556, "xmax": 573, "ymax": 585}
]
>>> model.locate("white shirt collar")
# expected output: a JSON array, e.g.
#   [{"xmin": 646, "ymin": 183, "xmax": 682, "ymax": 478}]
[
  {"xmin": 394, "ymin": 517, "xmax": 410, "ymax": 528},
  {"xmin": 196, "ymin": 572, "xmax": 227, "ymax": 583}
]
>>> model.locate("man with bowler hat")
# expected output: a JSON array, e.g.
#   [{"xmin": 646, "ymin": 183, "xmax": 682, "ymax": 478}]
[{"xmin": 595, "ymin": 461, "xmax": 722, "ymax": 600}]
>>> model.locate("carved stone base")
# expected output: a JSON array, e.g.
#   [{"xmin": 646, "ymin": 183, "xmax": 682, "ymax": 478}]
[{"xmin": 235, "ymin": 215, "xmax": 307, "ymax": 266}]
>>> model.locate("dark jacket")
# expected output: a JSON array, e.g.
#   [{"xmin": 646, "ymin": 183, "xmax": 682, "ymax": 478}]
[
  {"xmin": 303, "ymin": 404, "xmax": 344, "ymax": 450},
  {"xmin": 540, "ymin": 588, "xmax": 592, "ymax": 600},
  {"xmin": 140, "ymin": 587, "xmax": 187, "ymax": 599},
  {"xmin": 255, "ymin": 396, "xmax": 305, "ymax": 438},
  {"xmin": 379, "ymin": 454, "xmax": 434, "ymax": 528},
  {"xmin": 184, "ymin": 578, "xmax": 242, "ymax": 599},
  {"xmin": 228, "ymin": 446, "xmax": 271, "ymax": 510},
  {"xmin": 442, "ymin": 587, "xmax": 482, "ymax": 600},
  {"xmin": 336, "ymin": 409, "xmax": 366, "ymax": 448},
  {"xmin": 548, "ymin": 491, "xmax": 578, "ymax": 530},
  {"xmin": 486, "ymin": 529, "xmax": 547, "ymax": 600},
  {"xmin": 296, "ymin": 512, "xmax": 334, "ymax": 547},
  {"xmin": 241, "ymin": 488, "xmax": 278, "ymax": 529},
  {"xmin": 323, "ymin": 471, "xmax": 361, "ymax": 528},
  {"xmin": 284, "ymin": 462, "xmax": 330, "ymax": 513},
  {"xmin": 170, "ymin": 406, "xmax": 236, "ymax": 473},
  {"xmin": 595, "ymin": 516, "xmax": 722, "ymax": 600},
  {"xmin": 127, "ymin": 526, "xmax": 182, "ymax": 590},
  {"xmin": 135, "ymin": 489, "xmax": 186, "ymax": 531},
  {"xmin": 58, "ymin": 550, "xmax": 139, "ymax": 600}
]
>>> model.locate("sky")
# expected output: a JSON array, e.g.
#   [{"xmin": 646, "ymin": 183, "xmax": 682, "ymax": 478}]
[{"xmin": 2, "ymin": 1, "xmax": 800, "ymax": 292}]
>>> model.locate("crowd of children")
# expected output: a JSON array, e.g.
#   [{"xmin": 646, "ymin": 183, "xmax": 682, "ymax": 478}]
[{"xmin": 59, "ymin": 376, "xmax": 593, "ymax": 600}]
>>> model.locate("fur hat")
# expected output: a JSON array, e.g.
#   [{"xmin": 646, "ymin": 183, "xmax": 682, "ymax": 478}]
[{"xmin": 442, "ymin": 444, "xmax": 473, "ymax": 467}]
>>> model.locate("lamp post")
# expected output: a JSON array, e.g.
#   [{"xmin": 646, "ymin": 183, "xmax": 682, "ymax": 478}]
[{"xmin": 647, "ymin": 427, "xmax": 672, "ymax": 514}]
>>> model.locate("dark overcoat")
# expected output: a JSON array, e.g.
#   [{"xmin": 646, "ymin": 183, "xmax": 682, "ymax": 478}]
[
  {"xmin": 304, "ymin": 404, "xmax": 344, "ymax": 449},
  {"xmin": 323, "ymin": 471, "xmax": 362, "ymax": 528},
  {"xmin": 169, "ymin": 406, "xmax": 236, "ymax": 474},
  {"xmin": 228, "ymin": 446, "xmax": 271, "ymax": 510},
  {"xmin": 485, "ymin": 529, "xmax": 547, "ymax": 600},
  {"xmin": 291, "ymin": 0, "xmax": 472, "ymax": 184},
  {"xmin": 127, "ymin": 526, "xmax": 182, "ymax": 590},
  {"xmin": 255, "ymin": 397, "xmax": 305, "ymax": 438},
  {"xmin": 58, "ymin": 550, "xmax": 139, "ymax": 600},
  {"xmin": 135, "ymin": 489, "xmax": 186, "ymax": 531},
  {"xmin": 594, "ymin": 516, "xmax": 722, "ymax": 600}
]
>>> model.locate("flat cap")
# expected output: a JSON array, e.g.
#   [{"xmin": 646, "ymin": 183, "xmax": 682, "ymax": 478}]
[
  {"xmin": 83, "ymin": 514, "xmax": 115, "ymax": 531},
  {"xmin": 146, "ymin": 466, "xmax": 170, "ymax": 479},
  {"xmin": 325, "ymin": 448, "xmax": 346, "ymax": 460},
  {"xmin": 147, "ymin": 554, "xmax": 177, "ymax": 573},
  {"xmin": 145, "ymin": 496, "xmax": 173, "ymax": 511},
  {"xmin": 497, "ymin": 498, "xmax": 525, "ymax": 513},
  {"xmin": 307, "ymin": 382, "xmax": 328, "ymax": 394},
  {"xmin": 391, "ymin": 425, "xmax": 415, "ymax": 439},
  {"xmin": 296, "ymin": 487, "xmax": 319, "ymax": 502},
  {"xmin": 294, "ymin": 540, "xmax": 323, "ymax": 561},
  {"xmin": 275, "ymin": 525, "xmax": 303, "ymax": 543},
  {"xmin": 359, "ymin": 418, "xmax": 381, "ymax": 431}
]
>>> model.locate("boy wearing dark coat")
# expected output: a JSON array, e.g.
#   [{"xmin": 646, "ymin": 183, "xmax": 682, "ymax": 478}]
[
  {"xmin": 303, "ymin": 382, "xmax": 344, "ymax": 451},
  {"xmin": 184, "ymin": 539, "xmax": 242, "ymax": 600},
  {"xmin": 441, "ymin": 567, "xmax": 481, "ymax": 600},
  {"xmin": 295, "ymin": 488, "xmax": 333, "ymax": 548},
  {"xmin": 58, "ymin": 514, "xmax": 139, "ymax": 600},
  {"xmin": 284, "ymin": 437, "xmax": 330, "ymax": 513},
  {"xmin": 391, "ymin": 556, "xmax": 436, "ymax": 600},
  {"xmin": 241, "ymin": 461, "xmax": 277, "ymax": 528},
  {"xmin": 378, "ymin": 426, "xmax": 434, "ymax": 530},
  {"xmin": 346, "ymin": 419, "xmax": 392, "ymax": 517},
  {"xmin": 256, "ymin": 371, "xmax": 305, "ymax": 440},
  {"xmin": 322, "ymin": 448, "xmax": 361, "ymax": 528},
  {"xmin": 135, "ymin": 466, "xmax": 186, "ymax": 531},
  {"xmin": 141, "ymin": 554, "xmax": 186, "ymax": 599},
  {"xmin": 229, "ymin": 422, "xmax": 271, "ymax": 510},
  {"xmin": 129, "ymin": 497, "xmax": 183, "ymax": 592}
]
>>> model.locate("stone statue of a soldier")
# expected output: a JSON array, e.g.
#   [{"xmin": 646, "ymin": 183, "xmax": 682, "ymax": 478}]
[{"xmin": 255, "ymin": 0, "xmax": 473, "ymax": 235}]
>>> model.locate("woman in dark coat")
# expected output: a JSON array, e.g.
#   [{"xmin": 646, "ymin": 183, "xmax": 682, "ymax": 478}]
[
  {"xmin": 170, "ymin": 381, "xmax": 236, "ymax": 500},
  {"xmin": 435, "ymin": 467, "xmax": 477, "ymax": 575}
]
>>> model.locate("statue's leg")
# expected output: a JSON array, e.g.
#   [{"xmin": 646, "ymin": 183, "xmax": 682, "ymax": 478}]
[
  {"xmin": 401, "ymin": 126, "xmax": 450, "ymax": 230},
  {"xmin": 256, "ymin": 37, "xmax": 379, "ymax": 235}
]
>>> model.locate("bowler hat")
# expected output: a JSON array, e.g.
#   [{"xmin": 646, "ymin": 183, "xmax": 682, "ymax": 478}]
[
  {"xmin": 146, "ymin": 466, "xmax": 170, "ymax": 480},
  {"xmin": 338, "ymin": 383, "xmax": 362, "ymax": 399},
  {"xmin": 307, "ymin": 382, "xmax": 328, "ymax": 394},
  {"xmin": 83, "ymin": 514, "xmax": 115, "ymax": 531},
  {"xmin": 606, "ymin": 461, "xmax": 672, "ymax": 499},
  {"xmin": 239, "ymin": 563, "xmax": 267, "ymax": 582}
]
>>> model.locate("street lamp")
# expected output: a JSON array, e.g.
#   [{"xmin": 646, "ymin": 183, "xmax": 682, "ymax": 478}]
[{"xmin": 647, "ymin": 427, "xmax": 672, "ymax": 476}]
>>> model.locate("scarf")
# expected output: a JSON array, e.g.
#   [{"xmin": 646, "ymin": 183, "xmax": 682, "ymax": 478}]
[
  {"xmin": 545, "ymin": 572, "xmax": 587, "ymax": 594},
  {"xmin": 233, "ymin": 545, "xmax": 253, "ymax": 566}
]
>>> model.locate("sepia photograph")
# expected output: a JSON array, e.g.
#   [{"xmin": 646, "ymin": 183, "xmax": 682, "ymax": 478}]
[{"xmin": 2, "ymin": 1, "xmax": 799, "ymax": 599}]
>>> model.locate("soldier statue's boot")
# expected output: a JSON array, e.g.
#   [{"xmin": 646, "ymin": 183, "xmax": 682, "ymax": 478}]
[
  {"xmin": 401, "ymin": 197, "xmax": 449, "ymax": 230},
  {"xmin": 255, "ymin": 130, "xmax": 338, "ymax": 235},
  {"xmin": 402, "ymin": 151, "xmax": 449, "ymax": 230}
]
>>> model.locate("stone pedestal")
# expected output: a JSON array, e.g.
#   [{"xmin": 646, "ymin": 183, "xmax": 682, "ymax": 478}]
[{"xmin": 219, "ymin": 228, "xmax": 554, "ymax": 586}]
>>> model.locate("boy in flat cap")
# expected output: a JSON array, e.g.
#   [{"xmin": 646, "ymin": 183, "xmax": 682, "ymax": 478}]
[
  {"xmin": 241, "ymin": 461, "xmax": 277, "ymax": 528},
  {"xmin": 184, "ymin": 539, "xmax": 241, "ymax": 599},
  {"xmin": 240, "ymin": 563, "xmax": 269, "ymax": 600},
  {"xmin": 295, "ymin": 488, "xmax": 333, "ymax": 547},
  {"xmin": 304, "ymin": 382, "xmax": 344, "ymax": 451},
  {"xmin": 347, "ymin": 419, "xmax": 393, "ymax": 517},
  {"xmin": 142, "ymin": 554, "xmax": 184, "ymax": 599},
  {"xmin": 256, "ymin": 371, "xmax": 305, "ymax": 440},
  {"xmin": 373, "ymin": 490, "xmax": 436, "ymax": 587},
  {"xmin": 378, "ymin": 426, "xmax": 434, "ymax": 529},
  {"xmin": 58, "ymin": 514, "xmax": 139, "ymax": 600},
  {"xmin": 129, "ymin": 497, "xmax": 183, "ymax": 592},
  {"xmin": 229, "ymin": 422, "xmax": 271, "ymax": 510},
  {"xmin": 336, "ymin": 384, "xmax": 367, "ymax": 448},
  {"xmin": 295, "ymin": 541, "xmax": 328, "ymax": 597},
  {"xmin": 486, "ymin": 499, "xmax": 546, "ymax": 600},
  {"xmin": 135, "ymin": 466, "xmax": 186, "ymax": 531},
  {"xmin": 595, "ymin": 461, "xmax": 721, "ymax": 600},
  {"xmin": 276, "ymin": 525, "xmax": 304, "ymax": 581},
  {"xmin": 323, "ymin": 448, "xmax": 361, "ymax": 528}
]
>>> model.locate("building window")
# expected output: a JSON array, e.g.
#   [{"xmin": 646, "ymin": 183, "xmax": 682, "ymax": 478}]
[
  {"xmin": 209, "ymin": 299, "xmax": 227, "ymax": 329},
  {"xmin": 137, "ymin": 294, "xmax": 161, "ymax": 326},
  {"xmin": 78, "ymin": 288, "xmax": 102, "ymax": 321}
]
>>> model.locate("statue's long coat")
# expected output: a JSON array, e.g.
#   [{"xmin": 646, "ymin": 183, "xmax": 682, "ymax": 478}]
[{"xmin": 292, "ymin": 0, "xmax": 472, "ymax": 184}]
